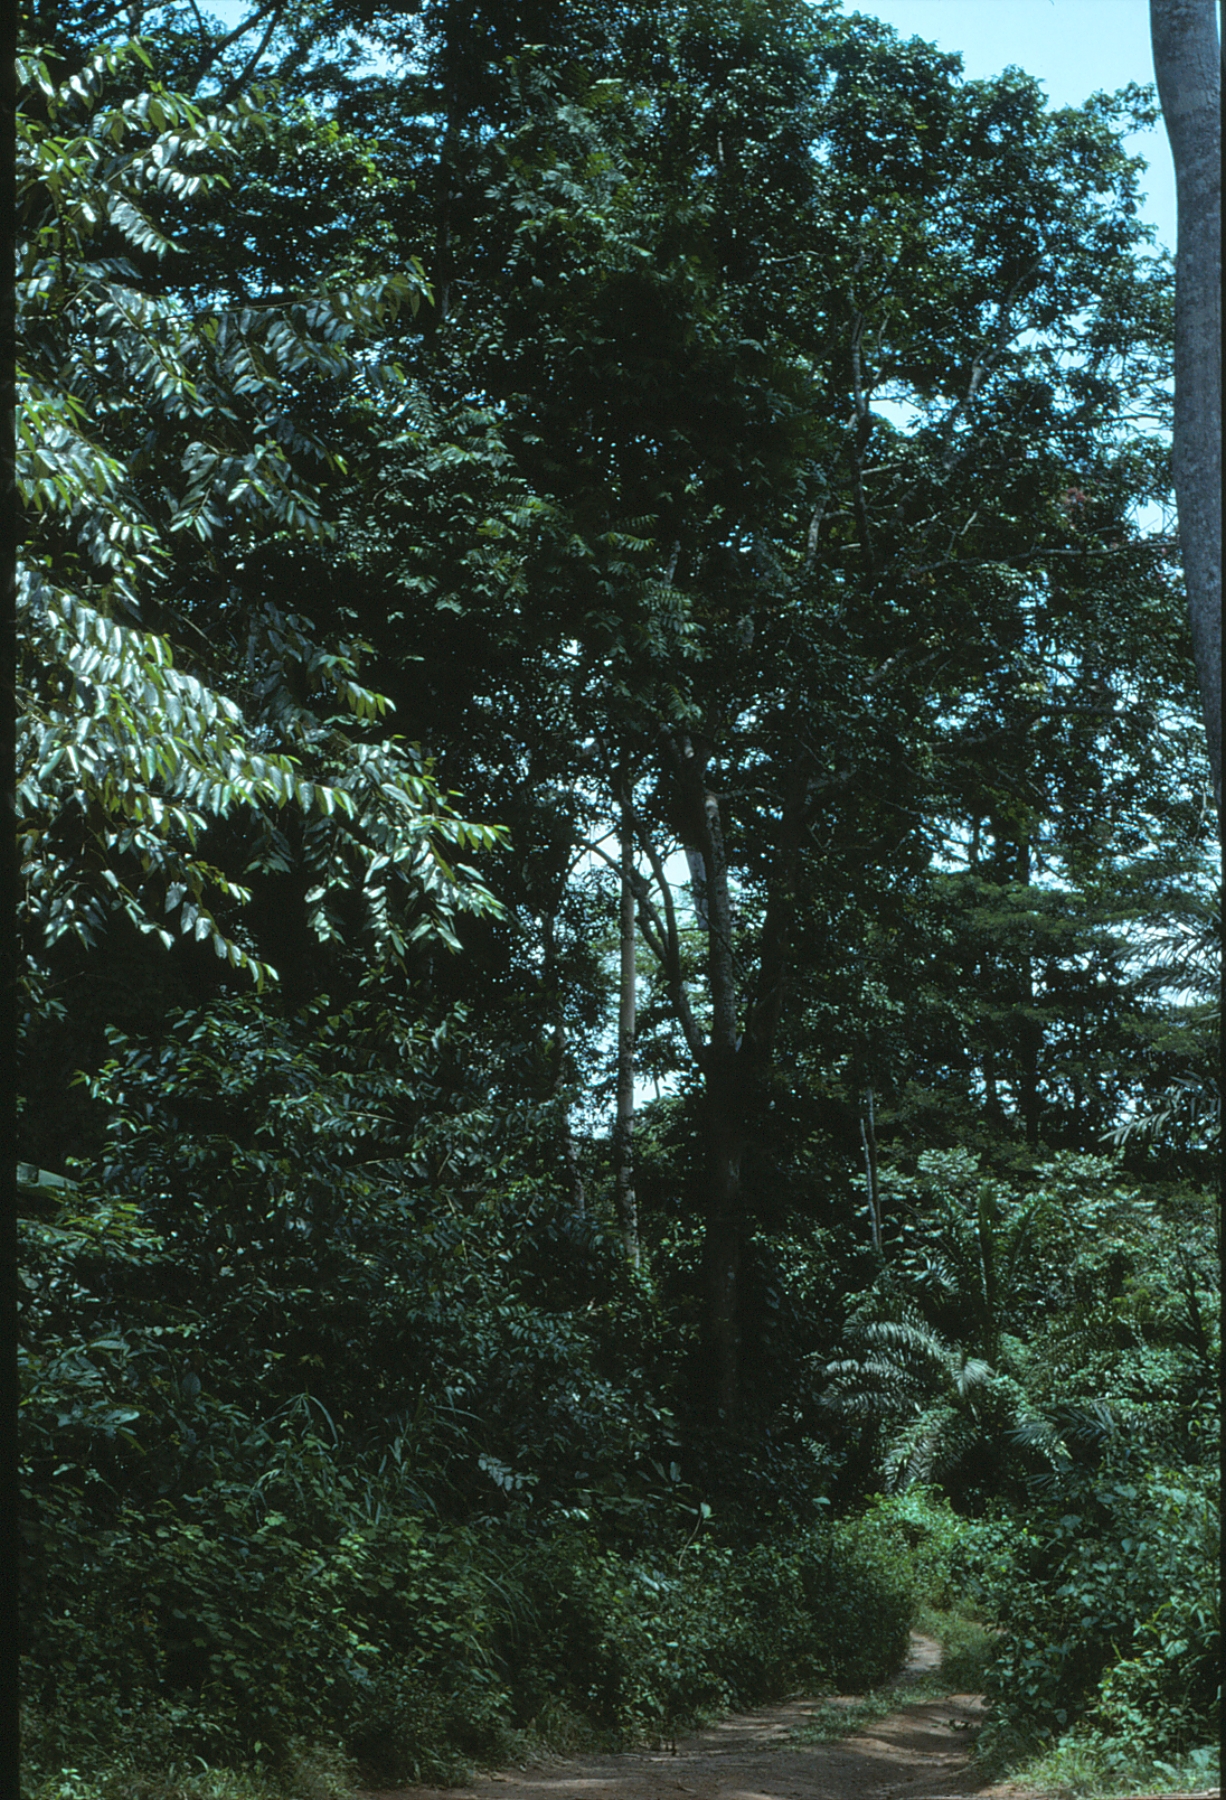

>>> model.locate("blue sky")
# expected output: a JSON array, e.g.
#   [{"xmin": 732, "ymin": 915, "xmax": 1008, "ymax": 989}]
[{"xmin": 846, "ymin": 0, "xmax": 1204, "ymax": 253}]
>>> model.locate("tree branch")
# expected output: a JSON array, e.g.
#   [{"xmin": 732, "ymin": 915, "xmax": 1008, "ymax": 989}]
[
  {"xmin": 582, "ymin": 835, "xmax": 671, "ymax": 972},
  {"xmin": 213, "ymin": 1, "xmax": 288, "ymax": 107},
  {"xmin": 635, "ymin": 829, "xmax": 708, "ymax": 1066},
  {"xmin": 185, "ymin": 0, "xmax": 286, "ymax": 96}
]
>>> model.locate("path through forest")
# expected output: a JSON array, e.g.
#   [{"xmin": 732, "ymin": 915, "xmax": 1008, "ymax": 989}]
[{"xmin": 358, "ymin": 1633, "xmax": 1006, "ymax": 1800}]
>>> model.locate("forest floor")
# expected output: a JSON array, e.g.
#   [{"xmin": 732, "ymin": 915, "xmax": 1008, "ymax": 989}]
[{"xmin": 357, "ymin": 1634, "xmax": 1028, "ymax": 1800}]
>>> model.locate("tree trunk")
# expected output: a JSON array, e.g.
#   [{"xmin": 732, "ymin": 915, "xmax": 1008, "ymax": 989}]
[
  {"xmin": 646, "ymin": 733, "xmax": 811, "ymax": 1426},
  {"xmin": 612, "ymin": 787, "xmax": 639, "ymax": 1265},
  {"xmin": 859, "ymin": 1082, "xmax": 882, "ymax": 1255},
  {"xmin": 701, "ymin": 1061, "xmax": 744, "ymax": 1424},
  {"xmin": 1014, "ymin": 835, "xmax": 1042, "ymax": 1145},
  {"xmin": 673, "ymin": 734, "xmax": 746, "ymax": 1422},
  {"xmin": 982, "ymin": 1045, "xmax": 1004, "ymax": 1125},
  {"xmin": 1151, "ymin": 0, "xmax": 1222, "ymax": 825},
  {"xmin": 542, "ymin": 908, "xmax": 585, "ymax": 1217},
  {"xmin": 557, "ymin": 1038, "xmax": 586, "ymax": 1219}
]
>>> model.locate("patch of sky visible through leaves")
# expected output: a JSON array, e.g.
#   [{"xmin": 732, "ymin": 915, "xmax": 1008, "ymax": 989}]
[{"xmin": 194, "ymin": 0, "xmax": 1195, "ymax": 1113}]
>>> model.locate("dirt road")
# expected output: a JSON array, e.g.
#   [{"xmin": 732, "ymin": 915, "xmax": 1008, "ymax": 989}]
[{"xmin": 359, "ymin": 1634, "xmax": 995, "ymax": 1800}]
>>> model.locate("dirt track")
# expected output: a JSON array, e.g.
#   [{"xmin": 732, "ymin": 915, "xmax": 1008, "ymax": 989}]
[
  {"xmin": 358, "ymin": 1634, "xmax": 996, "ymax": 1800},
  {"xmin": 356, "ymin": 1634, "xmax": 1224, "ymax": 1800}
]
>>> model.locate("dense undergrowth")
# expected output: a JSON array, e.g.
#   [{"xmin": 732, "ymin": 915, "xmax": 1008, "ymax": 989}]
[
  {"xmin": 20, "ymin": 1105, "xmax": 1220, "ymax": 1797},
  {"xmin": 20, "ymin": 1121, "xmax": 922, "ymax": 1792}
]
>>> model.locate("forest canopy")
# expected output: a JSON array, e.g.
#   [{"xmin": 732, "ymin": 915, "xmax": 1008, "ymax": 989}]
[{"xmin": 15, "ymin": 1, "xmax": 1219, "ymax": 1796}]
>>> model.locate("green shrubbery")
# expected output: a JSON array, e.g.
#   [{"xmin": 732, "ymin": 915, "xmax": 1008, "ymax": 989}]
[
  {"xmin": 846, "ymin": 1487, "xmax": 1007, "ymax": 1613},
  {"xmin": 977, "ymin": 1449, "xmax": 1220, "ymax": 1776},
  {"xmin": 21, "ymin": 1477, "xmax": 918, "ymax": 1788},
  {"xmin": 22, "ymin": 1057, "xmax": 1220, "ymax": 1796},
  {"xmin": 19, "ymin": 1158, "xmax": 919, "ymax": 1791}
]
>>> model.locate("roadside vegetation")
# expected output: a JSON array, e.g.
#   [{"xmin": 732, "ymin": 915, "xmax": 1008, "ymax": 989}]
[{"xmin": 16, "ymin": 1, "xmax": 1218, "ymax": 1797}]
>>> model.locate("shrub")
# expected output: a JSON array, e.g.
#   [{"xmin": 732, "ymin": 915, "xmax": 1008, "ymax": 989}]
[
  {"xmin": 847, "ymin": 1486, "xmax": 1005, "ymax": 1614},
  {"xmin": 978, "ymin": 1451, "xmax": 1219, "ymax": 1770},
  {"xmin": 496, "ymin": 1515, "xmax": 915, "ymax": 1747}
]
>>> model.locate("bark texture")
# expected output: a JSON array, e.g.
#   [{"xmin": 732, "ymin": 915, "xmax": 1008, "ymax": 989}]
[
  {"xmin": 1151, "ymin": 0, "xmax": 1222, "ymax": 825},
  {"xmin": 859, "ymin": 1084, "xmax": 882, "ymax": 1256},
  {"xmin": 542, "ymin": 909, "xmax": 585, "ymax": 1217}
]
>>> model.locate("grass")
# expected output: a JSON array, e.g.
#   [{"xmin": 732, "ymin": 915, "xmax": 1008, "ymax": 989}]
[
  {"xmin": 904, "ymin": 1610, "xmax": 1220, "ymax": 1800},
  {"xmin": 915, "ymin": 1604, "xmax": 999, "ymax": 1692},
  {"xmin": 21, "ymin": 1741, "xmax": 360, "ymax": 1800},
  {"xmin": 788, "ymin": 1606, "xmax": 998, "ymax": 1747},
  {"xmin": 1000, "ymin": 1735, "xmax": 1220, "ymax": 1799},
  {"xmin": 24, "ymin": 1772, "xmax": 289, "ymax": 1800},
  {"xmin": 787, "ymin": 1692, "xmax": 897, "ymax": 1745}
]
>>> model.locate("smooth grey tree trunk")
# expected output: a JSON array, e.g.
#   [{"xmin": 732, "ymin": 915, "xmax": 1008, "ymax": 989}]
[
  {"xmin": 1151, "ymin": 0, "xmax": 1222, "ymax": 827},
  {"xmin": 612, "ymin": 790, "xmax": 640, "ymax": 1265}
]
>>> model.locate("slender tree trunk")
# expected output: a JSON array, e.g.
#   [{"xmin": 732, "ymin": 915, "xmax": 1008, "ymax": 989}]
[
  {"xmin": 982, "ymin": 1046, "xmax": 1004, "ymax": 1125},
  {"xmin": 701, "ymin": 1057, "xmax": 744, "ymax": 1423},
  {"xmin": 672, "ymin": 734, "xmax": 746, "ymax": 1422},
  {"xmin": 1014, "ymin": 835, "xmax": 1042, "ymax": 1145},
  {"xmin": 612, "ymin": 785, "xmax": 639, "ymax": 1265},
  {"xmin": 430, "ymin": 105, "xmax": 461, "ymax": 333},
  {"xmin": 556, "ymin": 1025, "xmax": 586, "ymax": 1219},
  {"xmin": 1151, "ymin": 0, "xmax": 1222, "ymax": 825},
  {"xmin": 859, "ymin": 1082, "xmax": 882, "ymax": 1255},
  {"xmin": 542, "ymin": 909, "xmax": 585, "ymax": 1217}
]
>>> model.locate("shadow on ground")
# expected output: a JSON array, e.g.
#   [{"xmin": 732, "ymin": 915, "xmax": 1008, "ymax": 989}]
[{"xmin": 358, "ymin": 1635, "xmax": 992, "ymax": 1800}]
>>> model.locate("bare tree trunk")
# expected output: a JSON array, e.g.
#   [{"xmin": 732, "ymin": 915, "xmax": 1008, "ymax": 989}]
[
  {"xmin": 1015, "ymin": 836, "xmax": 1042, "ymax": 1144},
  {"xmin": 1151, "ymin": 0, "xmax": 1222, "ymax": 825},
  {"xmin": 556, "ymin": 1023, "xmax": 586, "ymax": 1219},
  {"xmin": 859, "ymin": 1082, "xmax": 882, "ymax": 1255},
  {"xmin": 625, "ymin": 722, "xmax": 811, "ymax": 1427},
  {"xmin": 542, "ymin": 909, "xmax": 585, "ymax": 1217},
  {"xmin": 982, "ymin": 1045, "xmax": 1004, "ymax": 1125},
  {"xmin": 612, "ymin": 785, "xmax": 639, "ymax": 1265},
  {"xmin": 638, "ymin": 734, "xmax": 813, "ymax": 1426},
  {"xmin": 701, "ymin": 1062, "xmax": 744, "ymax": 1423},
  {"xmin": 668, "ymin": 732, "xmax": 745, "ymax": 1422}
]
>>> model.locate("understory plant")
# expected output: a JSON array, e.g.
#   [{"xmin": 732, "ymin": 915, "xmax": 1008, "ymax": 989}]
[{"xmin": 977, "ymin": 1445, "xmax": 1220, "ymax": 1775}]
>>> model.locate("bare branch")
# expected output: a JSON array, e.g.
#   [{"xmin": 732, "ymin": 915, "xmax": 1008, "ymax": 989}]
[
  {"xmin": 582, "ymin": 836, "xmax": 671, "ymax": 971},
  {"xmin": 184, "ymin": 0, "xmax": 286, "ymax": 94},
  {"xmin": 636, "ymin": 832, "xmax": 708, "ymax": 1066},
  {"xmin": 802, "ymin": 488, "xmax": 829, "ymax": 572},
  {"xmin": 213, "ymin": 1, "xmax": 288, "ymax": 106},
  {"xmin": 938, "ymin": 259, "xmax": 1041, "ymax": 475}
]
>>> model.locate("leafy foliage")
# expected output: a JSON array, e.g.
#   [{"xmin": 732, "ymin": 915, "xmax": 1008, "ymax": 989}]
[
  {"xmin": 16, "ymin": 0, "xmax": 1219, "ymax": 1795},
  {"xmin": 16, "ymin": 40, "xmax": 500, "ymax": 986},
  {"xmin": 978, "ymin": 1450, "xmax": 1220, "ymax": 1770},
  {"xmin": 19, "ymin": 1129, "xmax": 912, "ymax": 1782}
]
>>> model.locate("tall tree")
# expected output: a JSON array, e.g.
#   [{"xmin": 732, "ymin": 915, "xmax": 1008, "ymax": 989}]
[
  {"xmin": 311, "ymin": 2, "xmax": 1199, "ymax": 1428},
  {"xmin": 35, "ymin": 0, "xmax": 1210, "ymax": 1437},
  {"xmin": 1150, "ymin": 0, "xmax": 1222, "ymax": 824}
]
